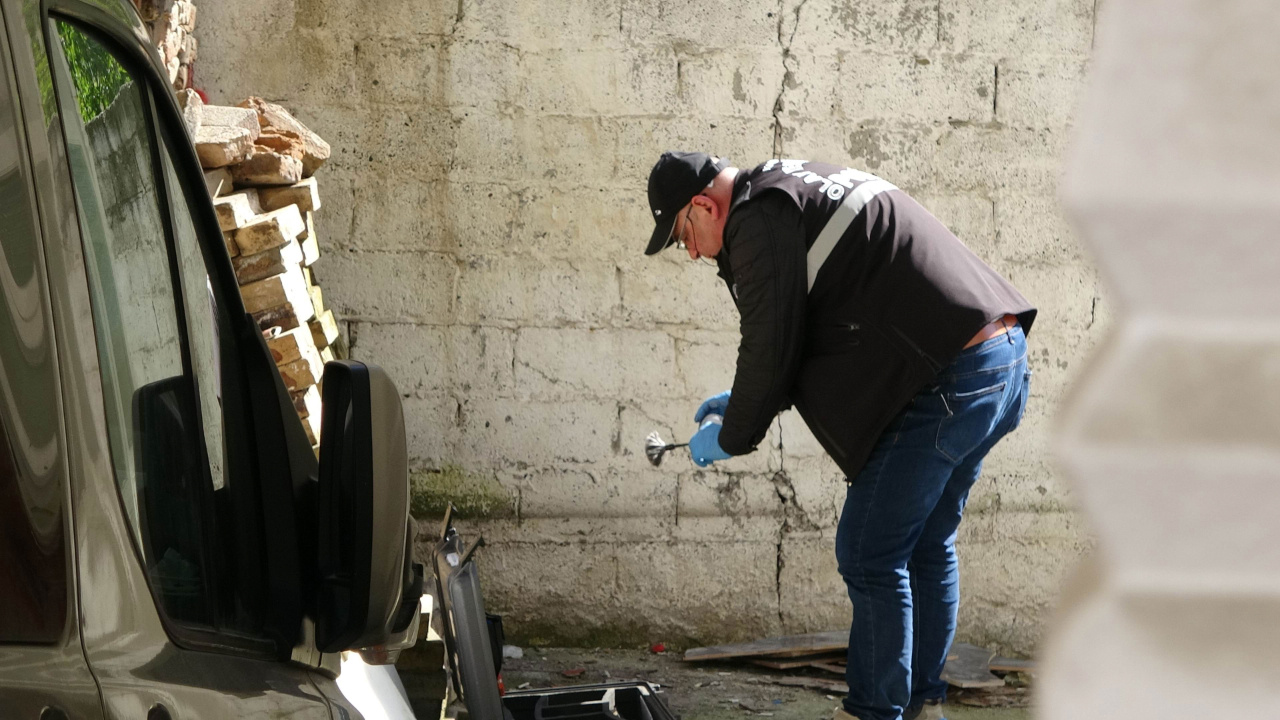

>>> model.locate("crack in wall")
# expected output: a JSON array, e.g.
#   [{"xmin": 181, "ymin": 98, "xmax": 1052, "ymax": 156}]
[
  {"xmin": 771, "ymin": 467, "xmax": 817, "ymax": 627},
  {"xmin": 612, "ymin": 402, "xmax": 624, "ymax": 453},
  {"xmin": 1091, "ymin": 0, "xmax": 1100, "ymax": 50},
  {"xmin": 936, "ymin": 0, "xmax": 943, "ymax": 46},
  {"xmin": 771, "ymin": 0, "xmax": 809, "ymax": 158},
  {"xmin": 992, "ymin": 63, "xmax": 999, "ymax": 119},
  {"xmin": 775, "ymin": 534, "xmax": 785, "ymax": 624},
  {"xmin": 450, "ymin": 0, "xmax": 465, "ymax": 36},
  {"xmin": 347, "ymin": 319, "xmax": 360, "ymax": 353},
  {"xmin": 772, "ymin": 471, "xmax": 818, "ymax": 532}
]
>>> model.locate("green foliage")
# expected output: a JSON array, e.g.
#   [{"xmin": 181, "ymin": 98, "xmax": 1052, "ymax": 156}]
[
  {"xmin": 22, "ymin": 0, "xmax": 56, "ymax": 122},
  {"xmin": 55, "ymin": 21, "xmax": 132, "ymax": 122}
]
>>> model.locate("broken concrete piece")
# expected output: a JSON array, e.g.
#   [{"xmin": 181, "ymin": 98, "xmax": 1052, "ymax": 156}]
[
  {"xmin": 239, "ymin": 265, "xmax": 314, "ymax": 322},
  {"xmin": 292, "ymin": 385, "xmax": 322, "ymax": 419},
  {"xmin": 277, "ymin": 348, "xmax": 323, "ymax": 392},
  {"xmin": 307, "ymin": 282, "xmax": 325, "ymax": 316},
  {"xmin": 177, "ymin": 87, "xmax": 202, "ymax": 136},
  {"xmin": 309, "ymin": 309, "xmax": 339, "ymax": 349},
  {"xmin": 238, "ymin": 96, "xmax": 331, "ymax": 176},
  {"xmin": 300, "ymin": 233, "xmax": 320, "ymax": 266},
  {"xmin": 233, "ymin": 237, "xmax": 305, "ymax": 285},
  {"xmin": 301, "ymin": 410, "xmax": 320, "ymax": 446},
  {"xmin": 135, "ymin": 0, "xmax": 163, "ymax": 22},
  {"xmin": 231, "ymin": 150, "xmax": 303, "ymax": 186},
  {"xmin": 255, "ymin": 129, "xmax": 305, "ymax": 162},
  {"xmin": 233, "ymin": 205, "xmax": 305, "ymax": 255},
  {"xmin": 258, "ymin": 177, "xmax": 321, "ymax": 213},
  {"xmin": 266, "ymin": 326, "xmax": 318, "ymax": 366},
  {"xmin": 178, "ymin": 32, "xmax": 197, "ymax": 65},
  {"xmin": 200, "ymin": 104, "xmax": 260, "ymax": 140},
  {"xmin": 251, "ymin": 304, "xmax": 300, "ymax": 333},
  {"xmin": 212, "ymin": 190, "xmax": 262, "ymax": 231},
  {"xmin": 203, "ymin": 167, "xmax": 231, "ymax": 197},
  {"xmin": 194, "ymin": 125, "xmax": 252, "ymax": 168},
  {"xmin": 223, "ymin": 232, "xmax": 239, "ymax": 258}
]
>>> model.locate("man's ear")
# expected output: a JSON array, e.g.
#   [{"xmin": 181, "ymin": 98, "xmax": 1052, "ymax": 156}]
[{"xmin": 693, "ymin": 194, "xmax": 719, "ymax": 219}]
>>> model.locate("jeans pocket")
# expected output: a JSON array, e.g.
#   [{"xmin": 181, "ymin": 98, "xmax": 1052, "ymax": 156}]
[
  {"xmin": 935, "ymin": 381, "xmax": 1007, "ymax": 463},
  {"xmin": 1008, "ymin": 369, "xmax": 1032, "ymax": 433}
]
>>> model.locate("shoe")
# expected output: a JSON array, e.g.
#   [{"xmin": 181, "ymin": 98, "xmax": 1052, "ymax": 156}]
[
  {"xmin": 832, "ymin": 707, "xmax": 862, "ymax": 720},
  {"xmin": 903, "ymin": 698, "xmax": 945, "ymax": 720}
]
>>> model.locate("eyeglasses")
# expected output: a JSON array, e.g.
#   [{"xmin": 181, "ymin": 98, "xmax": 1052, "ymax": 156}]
[{"xmin": 672, "ymin": 204, "xmax": 695, "ymax": 251}]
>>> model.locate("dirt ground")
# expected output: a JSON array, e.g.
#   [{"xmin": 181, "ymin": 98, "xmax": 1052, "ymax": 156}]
[{"xmin": 500, "ymin": 647, "xmax": 1033, "ymax": 720}]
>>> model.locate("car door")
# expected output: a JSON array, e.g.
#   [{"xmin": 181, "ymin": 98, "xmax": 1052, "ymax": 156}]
[
  {"xmin": 7, "ymin": 0, "xmax": 345, "ymax": 716},
  {"xmin": 0, "ymin": 4, "xmax": 102, "ymax": 718}
]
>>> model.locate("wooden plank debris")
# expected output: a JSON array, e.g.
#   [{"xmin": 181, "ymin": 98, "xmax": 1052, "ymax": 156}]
[
  {"xmin": 940, "ymin": 643, "xmax": 1003, "ymax": 689},
  {"xmin": 749, "ymin": 653, "xmax": 844, "ymax": 670},
  {"xmin": 988, "ymin": 656, "xmax": 1035, "ymax": 674},
  {"xmin": 759, "ymin": 676, "xmax": 849, "ymax": 694},
  {"xmin": 809, "ymin": 662, "xmax": 846, "ymax": 675},
  {"xmin": 684, "ymin": 631, "xmax": 848, "ymax": 662}
]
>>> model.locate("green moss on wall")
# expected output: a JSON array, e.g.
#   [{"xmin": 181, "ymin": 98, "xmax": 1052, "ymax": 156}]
[{"xmin": 410, "ymin": 465, "xmax": 516, "ymax": 518}]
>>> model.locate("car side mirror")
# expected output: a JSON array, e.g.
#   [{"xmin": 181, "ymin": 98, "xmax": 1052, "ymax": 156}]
[{"xmin": 314, "ymin": 360, "xmax": 421, "ymax": 653}]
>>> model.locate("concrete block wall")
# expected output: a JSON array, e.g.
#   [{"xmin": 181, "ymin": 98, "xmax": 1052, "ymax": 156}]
[{"xmin": 196, "ymin": 0, "xmax": 1103, "ymax": 654}]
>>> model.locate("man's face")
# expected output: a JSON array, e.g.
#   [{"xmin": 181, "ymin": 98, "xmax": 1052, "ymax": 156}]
[{"xmin": 674, "ymin": 197, "xmax": 723, "ymax": 260}]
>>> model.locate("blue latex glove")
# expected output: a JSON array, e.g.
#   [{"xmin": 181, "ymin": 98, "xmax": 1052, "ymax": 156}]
[
  {"xmin": 694, "ymin": 390, "xmax": 732, "ymax": 423},
  {"xmin": 689, "ymin": 416, "xmax": 732, "ymax": 467}
]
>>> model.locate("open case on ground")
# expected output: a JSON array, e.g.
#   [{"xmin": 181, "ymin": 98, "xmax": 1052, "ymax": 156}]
[{"xmin": 431, "ymin": 506, "xmax": 678, "ymax": 720}]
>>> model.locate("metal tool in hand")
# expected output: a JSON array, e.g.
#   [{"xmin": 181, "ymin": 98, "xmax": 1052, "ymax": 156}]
[
  {"xmin": 644, "ymin": 431, "xmax": 687, "ymax": 467},
  {"xmin": 646, "ymin": 414, "xmax": 722, "ymax": 467}
]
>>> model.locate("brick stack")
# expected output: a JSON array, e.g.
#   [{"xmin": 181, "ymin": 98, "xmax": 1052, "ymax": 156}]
[
  {"xmin": 193, "ymin": 97, "xmax": 339, "ymax": 451},
  {"xmin": 132, "ymin": 0, "xmax": 197, "ymax": 91}
]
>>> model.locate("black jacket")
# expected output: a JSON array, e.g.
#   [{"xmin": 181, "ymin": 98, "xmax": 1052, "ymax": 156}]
[{"xmin": 714, "ymin": 160, "xmax": 1036, "ymax": 478}]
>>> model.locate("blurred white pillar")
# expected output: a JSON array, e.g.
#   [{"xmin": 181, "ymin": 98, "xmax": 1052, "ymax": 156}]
[{"xmin": 1044, "ymin": 1, "xmax": 1280, "ymax": 718}]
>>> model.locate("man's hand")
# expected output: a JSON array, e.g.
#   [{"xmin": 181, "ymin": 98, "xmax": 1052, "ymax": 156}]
[
  {"xmin": 694, "ymin": 390, "xmax": 732, "ymax": 423},
  {"xmin": 689, "ymin": 416, "xmax": 732, "ymax": 467}
]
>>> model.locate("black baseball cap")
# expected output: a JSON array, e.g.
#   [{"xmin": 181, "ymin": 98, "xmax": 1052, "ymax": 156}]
[{"xmin": 645, "ymin": 151, "xmax": 727, "ymax": 255}]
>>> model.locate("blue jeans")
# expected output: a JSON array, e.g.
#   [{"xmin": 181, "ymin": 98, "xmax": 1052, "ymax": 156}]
[{"xmin": 836, "ymin": 325, "xmax": 1030, "ymax": 720}]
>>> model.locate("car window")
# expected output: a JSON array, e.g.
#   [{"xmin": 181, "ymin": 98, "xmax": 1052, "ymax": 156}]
[
  {"xmin": 0, "ymin": 23, "xmax": 67, "ymax": 644},
  {"xmin": 161, "ymin": 147, "xmax": 225, "ymax": 492},
  {"xmin": 52, "ymin": 19, "xmax": 215, "ymax": 627}
]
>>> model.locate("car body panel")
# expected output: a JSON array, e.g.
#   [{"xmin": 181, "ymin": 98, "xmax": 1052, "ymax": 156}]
[{"xmin": 0, "ymin": 0, "xmax": 367, "ymax": 716}]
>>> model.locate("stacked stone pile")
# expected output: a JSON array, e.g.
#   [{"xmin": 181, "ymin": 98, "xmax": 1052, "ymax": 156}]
[
  {"xmin": 190, "ymin": 96, "xmax": 340, "ymax": 450},
  {"xmin": 133, "ymin": 0, "xmax": 197, "ymax": 91}
]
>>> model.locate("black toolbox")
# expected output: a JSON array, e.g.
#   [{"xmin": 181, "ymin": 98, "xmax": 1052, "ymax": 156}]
[{"xmin": 430, "ymin": 507, "xmax": 677, "ymax": 720}]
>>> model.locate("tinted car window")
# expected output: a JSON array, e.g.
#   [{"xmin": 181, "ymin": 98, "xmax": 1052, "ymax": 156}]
[
  {"xmin": 0, "ymin": 20, "xmax": 67, "ymax": 644},
  {"xmin": 53, "ymin": 19, "xmax": 215, "ymax": 627},
  {"xmin": 162, "ymin": 147, "xmax": 225, "ymax": 492}
]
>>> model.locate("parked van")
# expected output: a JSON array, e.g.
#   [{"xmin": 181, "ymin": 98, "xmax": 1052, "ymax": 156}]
[{"xmin": 0, "ymin": 0, "xmax": 419, "ymax": 717}]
